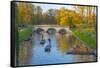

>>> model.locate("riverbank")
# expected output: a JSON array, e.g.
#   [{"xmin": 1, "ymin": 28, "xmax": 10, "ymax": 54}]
[
  {"xmin": 71, "ymin": 28, "xmax": 96, "ymax": 49},
  {"xmin": 19, "ymin": 26, "xmax": 32, "ymax": 42}
]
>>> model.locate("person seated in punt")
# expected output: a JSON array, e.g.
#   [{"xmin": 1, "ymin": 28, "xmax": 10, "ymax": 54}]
[
  {"xmin": 45, "ymin": 38, "xmax": 51, "ymax": 53},
  {"xmin": 40, "ymin": 34, "xmax": 45, "ymax": 45}
]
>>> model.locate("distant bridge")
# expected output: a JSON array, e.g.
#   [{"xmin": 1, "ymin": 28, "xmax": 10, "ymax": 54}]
[{"xmin": 33, "ymin": 25, "xmax": 71, "ymax": 33}]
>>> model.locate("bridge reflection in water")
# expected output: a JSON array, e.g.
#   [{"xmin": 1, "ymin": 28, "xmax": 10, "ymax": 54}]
[{"xmin": 17, "ymin": 31, "xmax": 96, "ymax": 66}]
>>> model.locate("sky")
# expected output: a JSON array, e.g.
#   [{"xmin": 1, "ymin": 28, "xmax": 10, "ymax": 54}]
[{"xmin": 33, "ymin": 3, "xmax": 75, "ymax": 12}]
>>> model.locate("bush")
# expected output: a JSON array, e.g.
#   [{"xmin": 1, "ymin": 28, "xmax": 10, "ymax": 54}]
[{"xmin": 19, "ymin": 27, "xmax": 32, "ymax": 42}]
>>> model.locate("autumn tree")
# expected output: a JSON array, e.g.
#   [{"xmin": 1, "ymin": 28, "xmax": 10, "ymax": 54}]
[
  {"xmin": 17, "ymin": 2, "xmax": 34, "ymax": 25},
  {"xmin": 85, "ymin": 6, "xmax": 96, "ymax": 27},
  {"xmin": 74, "ymin": 6, "xmax": 86, "ymax": 24},
  {"xmin": 56, "ymin": 7, "xmax": 68, "ymax": 26},
  {"xmin": 74, "ymin": 6, "xmax": 96, "ymax": 28},
  {"xmin": 56, "ymin": 7, "xmax": 79, "ymax": 28}
]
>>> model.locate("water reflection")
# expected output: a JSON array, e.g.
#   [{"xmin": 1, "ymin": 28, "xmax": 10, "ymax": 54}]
[
  {"xmin": 73, "ymin": 55, "xmax": 96, "ymax": 62},
  {"xmin": 44, "ymin": 38, "xmax": 52, "ymax": 53},
  {"xmin": 16, "ymin": 32, "xmax": 96, "ymax": 66},
  {"xmin": 17, "ymin": 39, "xmax": 33, "ymax": 66},
  {"xmin": 57, "ymin": 35, "xmax": 69, "ymax": 54}
]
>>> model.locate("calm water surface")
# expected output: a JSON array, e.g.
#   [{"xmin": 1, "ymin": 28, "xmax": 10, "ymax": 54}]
[{"xmin": 17, "ymin": 32, "xmax": 96, "ymax": 66}]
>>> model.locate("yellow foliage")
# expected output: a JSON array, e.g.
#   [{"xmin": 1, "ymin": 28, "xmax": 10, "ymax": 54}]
[
  {"xmin": 17, "ymin": 2, "xmax": 34, "ymax": 24},
  {"xmin": 58, "ymin": 35, "xmax": 69, "ymax": 53}
]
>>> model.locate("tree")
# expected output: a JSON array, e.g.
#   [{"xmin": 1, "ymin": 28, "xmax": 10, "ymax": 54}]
[
  {"xmin": 47, "ymin": 9, "xmax": 57, "ymax": 24},
  {"xmin": 56, "ymin": 7, "xmax": 68, "ymax": 26},
  {"xmin": 74, "ymin": 6, "xmax": 86, "ymax": 23},
  {"xmin": 17, "ymin": 2, "xmax": 34, "ymax": 25},
  {"xmin": 74, "ymin": 6, "xmax": 96, "ymax": 28},
  {"xmin": 35, "ymin": 6, "xmax": 43, "ymax": 25},
  {"xmin": 56, "ymin": 7, "xmax": 80, "ymax": 28},
  {"xmin": 85, "ymin": 6, "xmax": 96, "ymax": 27}
]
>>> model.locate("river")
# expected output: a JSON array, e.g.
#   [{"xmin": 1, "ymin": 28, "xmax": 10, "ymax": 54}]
[{"xmin": 17, "ymin": 32, "xmax": 96, "ymax": 66}]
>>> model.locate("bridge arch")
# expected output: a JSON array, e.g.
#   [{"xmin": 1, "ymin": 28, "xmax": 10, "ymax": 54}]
[
  {"xmin": 47, "ymin": 28, "xmax": 56, "ymax": 34},
  {"xmin": 35, "ymin": 28, "xmax": 45, "ymax": 34},
  {"xmin": 58, "ymin": 28, "xmax": 67, "ymax": 35},
  {"xmin": 33, "ymin": 25, "xmax": 71, "ymax": 34}
]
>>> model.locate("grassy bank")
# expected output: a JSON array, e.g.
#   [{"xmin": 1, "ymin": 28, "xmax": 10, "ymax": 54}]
[
  {"xmin": 19, "ymin": 26, "xmax": 32, "ymax": 42},
  {"xmin": 73, "ymin": 30, "xmax": 96, "ymax": 49}
]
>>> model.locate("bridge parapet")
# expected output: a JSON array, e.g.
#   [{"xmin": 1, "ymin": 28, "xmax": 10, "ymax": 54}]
[{"xmin": 33, "ymin": 25, "xmax": 71, "ymax": 33}]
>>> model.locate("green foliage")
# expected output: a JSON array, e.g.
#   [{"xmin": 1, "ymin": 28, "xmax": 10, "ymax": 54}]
[
  {"xmin": 19, "ymin": 27, "xmax": 32, "ymax": 42},
  {"xmin": 47, "ymin": 28, "xmax": 56, "ymax": 34},
  {"xmin": 74, "ymin": 30, "xmax": 96, "ymax": 48}
]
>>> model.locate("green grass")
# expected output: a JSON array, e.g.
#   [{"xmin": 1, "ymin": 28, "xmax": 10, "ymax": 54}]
[
  {"xmin": 74, "ymin": 30, "xmax": 96, "ymax": 48},
  {"xmin": 19, "ymin": 27, "xmax": 32, "ymax": 42}
]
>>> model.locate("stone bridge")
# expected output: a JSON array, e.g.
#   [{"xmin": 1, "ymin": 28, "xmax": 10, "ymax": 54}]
[{"xmin": 33, "ymin": 25, "xmax": 71, "ymax": 33}]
